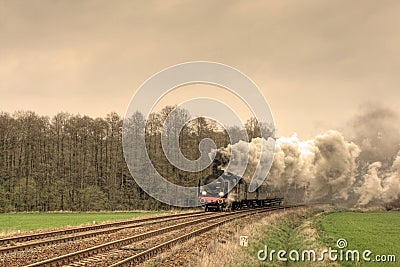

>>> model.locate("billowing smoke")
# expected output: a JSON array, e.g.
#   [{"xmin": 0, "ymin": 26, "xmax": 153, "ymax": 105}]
[
  {"xmin": 268, "ymin": 130, "xmax": 360, "ymax": 203},
  {"xmin": 347, "ymin": 103, "xmax": 400, "ymax": 164},
  {"xmin": 212, "ymin": 147, "xmax": 230, "ymax": 170},
  {"xmin": 385, "ymin": 153, "xmax": 400, "ymax": 203},
  {"xmin": 213, "ymin": 130, "xmax": 360, "ymax": 204},
  {"xmin": 355, "ymin": 152, "xmax": 400, "ymax": 207},
  {"xmin": 210, "ymin": 104, "xmax": 400, "ymax": 208},
  {"xmin": 348, "ymin": 104, "xmax": 400, "ymax": 208},
  {"xmin": 212, "ymin": 137, "xmax": 275, "ymax": 184},
  {"xmin": 354, "ymin": 162, "xmax": 383, "ymax": 206}
]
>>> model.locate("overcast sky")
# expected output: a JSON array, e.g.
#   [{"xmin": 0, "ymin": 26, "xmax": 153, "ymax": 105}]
[{"xmin": 1, "ymin": 0, "xmax": 399, "ymax": 138}]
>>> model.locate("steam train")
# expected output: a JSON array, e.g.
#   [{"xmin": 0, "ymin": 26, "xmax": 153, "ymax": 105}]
[{"xmin": 198, "ymin": 167, "xmax": 283, "ymax": 211}]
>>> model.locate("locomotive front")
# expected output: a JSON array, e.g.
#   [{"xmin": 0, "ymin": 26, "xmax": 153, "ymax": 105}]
[{"xmin": 199, "ymin": 175, "xmax": 227, "ymax": 211}]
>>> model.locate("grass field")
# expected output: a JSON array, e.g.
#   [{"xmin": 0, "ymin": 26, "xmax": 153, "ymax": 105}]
[
  {"xmin": 191, "ymin": 209, "xmax": 399, "ymax": 267},
  {"xmin": 192, "ymin": 208, "xmax": 321, "ymax": 267},
  {"xmin": 0, "ymin": 211, "xmax": 164, "ymax": 234},
  {"xmin": 319, "ymin": 211, "xmax": 399, "ymax": 267}
]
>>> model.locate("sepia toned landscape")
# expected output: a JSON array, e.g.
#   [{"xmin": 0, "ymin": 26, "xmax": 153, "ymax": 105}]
[{"xmin": 1, "ymin": 1, "xmax": 399, "ymax": 266}]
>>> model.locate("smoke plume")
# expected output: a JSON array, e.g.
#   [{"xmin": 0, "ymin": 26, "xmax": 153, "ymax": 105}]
[
  {"xmin": 347, "ymin": 103, "xmax": 400, "ymax": 164},
  {"xmin": 210, "ymin": 104, "xmax": 400, "ymax": 208},
  {"xmin": 213, "ymin": 137, "xmax": 275, "ymax": 185},
  {"xmin": 213, "ymin": 130, "xmax": 360, "ymax": 204},
  {"xmin": 355, "ymin": 152, "xmax": 400, "ymax": 207},
  {"xmin": 354, "ymin": 162, "xmax": 383, "ymax": 206},
  {"xmin": 268, "ymin": 130, "xmax": 360, "ymax": 203}
]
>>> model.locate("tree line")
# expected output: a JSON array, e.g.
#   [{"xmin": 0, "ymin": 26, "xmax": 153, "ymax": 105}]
[{"xmin": 0, "ymin": 107, "xmax": 269, "ymax": 212}]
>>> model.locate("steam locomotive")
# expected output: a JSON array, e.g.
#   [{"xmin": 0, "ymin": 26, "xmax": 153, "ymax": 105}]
[{"xmin": 198, "ymin": 167, "xmax": 283, "ymax": 211}]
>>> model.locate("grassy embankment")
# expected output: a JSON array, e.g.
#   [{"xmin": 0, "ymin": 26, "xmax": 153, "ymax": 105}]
[
  {"xmin": 0, "ymin": 211, "xmax": 165, "ymax": 234},
  {"xmin": 194, "ymin": 209, "xmax": 399, "ymax": 267},
  {"xmin": 196, "ymin": 208, "xmax": 327, "ymax": 267},
  {"xmin": 318, "ymin": 212, "xmax": 399, "ymax": 267}
]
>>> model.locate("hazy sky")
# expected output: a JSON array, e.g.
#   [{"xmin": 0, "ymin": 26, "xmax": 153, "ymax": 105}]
[{"xmin": 1, "ymin": 0, "xmax": 399, "ymax": 138}]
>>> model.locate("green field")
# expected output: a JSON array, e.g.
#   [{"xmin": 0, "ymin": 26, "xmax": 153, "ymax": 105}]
[
  {"xmin": 0, "ymin": 211, "xmax": 164, "ymax": 234},
  {"xmin": 320, "ymin": 212, "xmax": 400, "ymax": 267}
]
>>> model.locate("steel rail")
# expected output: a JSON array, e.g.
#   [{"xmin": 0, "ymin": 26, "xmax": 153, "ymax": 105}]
[
  {"xmin": 24, "ymin": 209, "xmax": 248, "ymax": 267},
  {"xmin": 0, "ymin": 211, "xmax": 210, "ymax": 254},
  {"xmin": 0, "ymin": 211, "xmax": 203, "ymax": 246},
  {"xmin": 110, "ymin": 206, "xmax": 287, "ymax": 266}
]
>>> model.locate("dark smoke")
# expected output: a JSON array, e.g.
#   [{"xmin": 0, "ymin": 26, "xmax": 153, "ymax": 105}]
[
  {"xmin": 212, "ymin": 148, "xmax": 230, "ymax": 170},
  {"xmin": 348, "ymin": 103, "xmax": 400, "ymax": 164}
]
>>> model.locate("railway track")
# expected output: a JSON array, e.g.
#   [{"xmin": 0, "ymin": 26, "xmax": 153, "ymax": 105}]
[
  {"xmin": 0, "ymin": 211, "xmax": 209, "ymax": 255},
  {"xmin": 0, "ymin": 211, "xmax": 223, "ymax": 266},
  {"xmin": 16, "ymin": 205, "xmax": 294, "ymax": 267},
  {"xmin": 0, "ymin": 211, "xmax": 203, "ymax": 247},
  {"xmin": 108, "ymin": 207, "xmax": 284, "ymax": 267}
]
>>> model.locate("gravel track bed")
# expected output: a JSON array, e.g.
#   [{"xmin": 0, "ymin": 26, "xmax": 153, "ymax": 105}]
[
  {"xmin": 0, "ymin": 212, "xmax": 202, "ymax": 247},
  {"xmin": 68, "ymin": 215, "xmax": 232, "ymax": 267},
  {"xmin": 137, "ymin": 209, "xmax": 286, "ymax": 267},
  {"xmin": 0, "ymin": 212, "xmax": 205, "ymax": 250},
  {"xmin": 0, "ymin": 213, "xmax": 217, "ymax": 267}
]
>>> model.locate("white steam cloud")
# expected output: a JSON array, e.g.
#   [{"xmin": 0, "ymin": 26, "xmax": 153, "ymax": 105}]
[
  {"xmin": 268, "ymin": 130, "xmax": 360, "ymax": 203},
  {"xmin": 355, "ymin": 152, "xmax": 400, "ymax": 207},
  {"xmin": 214, "ymin": 129, "xmax": 400, "ymax": 208}
]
